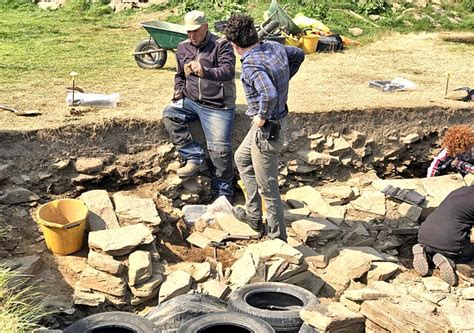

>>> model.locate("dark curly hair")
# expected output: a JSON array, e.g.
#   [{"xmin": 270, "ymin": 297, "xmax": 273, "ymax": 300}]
[
  {"xmin": 442, "ymin": 124, "xmax": 474, "ymax": 156},
  {"xmin": 224, "ymin": 14, "xmax": 258, "ymax": 48}
]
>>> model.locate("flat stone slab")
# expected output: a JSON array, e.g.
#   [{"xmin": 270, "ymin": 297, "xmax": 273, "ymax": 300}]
[
  {"xmin": 1, "ymin": 255, "xmax": 42, "ymax": 276},
  {"xmin": 325, "ymin": 250, "xmax": 372, "ymax": 280},
  {"xmin": 420, "ymin": 174, "xmax": 465, "ymax": 208},
  {"xmin": 284, "ymin": 207, "xmax": 311, "ymax": 224},
  {"xmin": 88, "ymin": 250, "xmax": 123, "ymax": 276},
  {"xmin": 0, "ymin": 186, "xmax": 39, "ymax": 204},
  {"xmin": 186, "ymin": 232, "xmax": 212, "ymax": 249},
  {"xmin": 129, "ymin": 265, "xmax": 164, "ymax": 298},
  {"xmin": 441, "ymin": 302, "xmax": 474, "ymax": 332},
  {"xmin": 300, "ymin": 301, "xmax": 365, "ymax": 332},
  {"xmin": 319, "ymin": 185, "xmax": 354, "ymax": 205},
  {"xmin": 422, "ymin": 276, "xmax": 450, "ymax": 292},
  {"xmin": 361, "ymin": 299, "xmax": 448, "ymax": 332},
  {"xmin": 214, "ymin": 212, "xmax": 259, "ymax": 237},
  {"xmin": 343, "ymin": 288, "xmax": 389, "ymax": 301},
  {"xmin": 202, "ymin": 228, "xmax": 229, "ymax": 242},
  {"xmin": 285, "ymin": 186, "xmax": 330, "ymax": 214},
  {"xmin": 128, "ymin": 250, "xmax": 152, "ymax": 286},
  {"xmin": 460, "ymin": 287, "xmax": 474, "ymax": 300},
  {"xmin": 200, "ymin": 280, "xmax": 230, "ymax": 299},
  {"xmin": 230, "ymin": 252, "xmax": 264, "ymax": 288},
  {"xmin": 112, "ymin": 192, "xmax": 161, "ymax": 229},
  {"xmin": 244, "ymin": 238, "xmax": 304, "ymax": 265},
  {"xmin": 372, "ymin": 175, "xmax": 465, "ymax": 209},
  {"xmin": 341, "ymin": 247, "xmax": 386, "ymax": 262},
  {"xmin": 398, "ymin": 202, "xmax": 422, "ymax": 222},
  {"xmin": 73, "ymin": 289, "xmax": 106, "ymax": 307},
  {"xmin": 167, "ymin": 262, "xmax": 211, "ymax": 282},
  {"xmin": 350, "ymin": 191, "xmax": 386, "ymax": 216},
  {"xmin": 158, "ymin": 271, "xmax": 192, "ymax": 304},
  {"xmin": 75, "ymin": 157, "xmax": 104, "ymax": 174},
  {"xmin": 291, "ymin": 217, "xmax": 341, "ymax": 242},
  {"xmin": 465, "ymin": 173, "xmax": 474, "ymax": 186},
  {"xmin": 367, "ymin": 262, "xmax": 400, "ymax": 282},
  {"xmin": 80, "ymin": 189, "xmax": 120, "ymax": 231},
  {"xmin": 372, "ymin": 178, "xmax": 424, "ymax": 193},
  {"xmin": 88, "ymin": 224, "xmax": 154, "ymax": 256},
  {"xmin": 79, "ymin": 266, "xmax": 126, "ymax": 297},
  {"xmin": 325, "ymin": 205, "xmax": 346, "ymax": 225},
  {"xmin": 297, "ymin": 150, "xmax": 339, "ymax": 166}
]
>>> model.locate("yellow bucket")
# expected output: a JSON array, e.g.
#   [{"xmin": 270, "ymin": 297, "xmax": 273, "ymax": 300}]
[
  {"xmin": 282, "ymin": 32, "xmax": 301, "ymax": 47},
  {"xmin": 36, "ymin": 199, "xmax": 88, "ymax": 255},
  {"xmin": 299, "ymin": 34, "xmax": 319, "ymax": 54},
  {"xmin": 237, "ymin": 179, "xmax": 267, "ymax": 214}
]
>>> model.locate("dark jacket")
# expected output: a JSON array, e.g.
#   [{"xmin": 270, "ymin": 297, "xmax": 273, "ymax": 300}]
[
  {"xmin": 175, "ymin": 32, "xmax": 236, "ymax": 109},
  {"xmin": 418, "ymin": 186, "xmax": 474, "ymax": 254}
]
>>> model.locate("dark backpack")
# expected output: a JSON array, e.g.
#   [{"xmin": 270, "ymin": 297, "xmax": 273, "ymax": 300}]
[{"xmin": 316, "ymin": 33, "xmax": 344, "ymax": 52}]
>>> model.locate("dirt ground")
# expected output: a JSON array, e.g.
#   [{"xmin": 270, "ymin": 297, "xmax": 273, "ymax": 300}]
[{"xmin": 1, "ymin": 32, "xmax": 473, "ymax": 132}]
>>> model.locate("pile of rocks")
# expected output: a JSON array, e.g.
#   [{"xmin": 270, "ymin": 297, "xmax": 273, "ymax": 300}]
[{"xmin": 283, "ymin": 129, "xmax": 428, "ymax": 181}]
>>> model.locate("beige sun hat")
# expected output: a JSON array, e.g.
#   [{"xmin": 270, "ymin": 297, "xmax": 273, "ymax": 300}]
[{"xmin": 184, "ymin": 10, "xmax": 207, "ymax": 31}]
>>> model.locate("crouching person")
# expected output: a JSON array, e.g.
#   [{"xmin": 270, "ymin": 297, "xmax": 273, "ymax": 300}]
[{"xmin": 412, "ymin": 185, "xmax": 474, "ymax": 285}]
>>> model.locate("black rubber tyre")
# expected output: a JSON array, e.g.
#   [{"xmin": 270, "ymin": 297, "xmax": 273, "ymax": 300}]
[
  {"xmin": 298, "ymin": 323, "xmax": 321, "ymax": 333},
  {"xmin": 134, "ymin": 39, "xmax": 167, "ymax": 69},
  {"xmin": 64, "ymin": 311, "xmax": 160, "ymax": 333},
  {"xmin": 145, "ymin": 293, "xmax": 227, "ymax": 332},
  {"xmin": 177, "ymin": 312, "xmax": 275, "ymax": 333},
  {"xmin": 227, "ymin": 282, "xmax": 319, "ymax": 332}
]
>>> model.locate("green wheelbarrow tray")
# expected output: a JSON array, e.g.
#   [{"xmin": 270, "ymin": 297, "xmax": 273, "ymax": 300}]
[
  {"xmin": 133, "ymin": 20, "xmax": 188, "ymax": 69},
  {"xmin": 141, "ymin": 20, "xmax": 188, "ymax": 49},
  {"xmin": 268, "ymin": 0, "xmax": 301, "ymax": 35}
]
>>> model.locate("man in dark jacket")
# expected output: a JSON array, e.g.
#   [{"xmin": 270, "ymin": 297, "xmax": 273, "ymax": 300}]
[
  {"xmin": 163, "ymin": 10, "xmax": 236, "ymax": 199},
  {"xmin": 224, "ymin": 14, "xmax": 305, "ymax": 241},
  {"xmin": 413, "ymin": 185, "xmax": 474, "ymax": 285}
]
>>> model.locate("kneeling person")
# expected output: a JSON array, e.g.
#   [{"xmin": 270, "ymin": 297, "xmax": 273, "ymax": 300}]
[{"xmin": 413, "ymin": 185, "xmax": 474, "ymax": 285}]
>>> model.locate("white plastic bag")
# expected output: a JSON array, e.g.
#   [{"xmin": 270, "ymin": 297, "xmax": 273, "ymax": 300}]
[
  {"xmin": 199, "ymin": 196, "xmax": 233, "ymax": 222},
  {"xmin": 390, "ymin": 77, "xmax": 417, "ymax": 91},
  {"xmin": 66, "ymin": 91, "xmax": 120, "ymax": 107}
]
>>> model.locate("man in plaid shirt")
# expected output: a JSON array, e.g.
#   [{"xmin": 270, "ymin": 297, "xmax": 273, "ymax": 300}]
[{"xmin": 224, "ymin": 14, "xmax": 304, "ymax": 241}]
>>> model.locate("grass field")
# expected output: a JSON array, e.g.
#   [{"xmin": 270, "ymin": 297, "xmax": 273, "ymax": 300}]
[{"xmin": 1, "ymin": 0, "xmax": 472, "ymax": 87}]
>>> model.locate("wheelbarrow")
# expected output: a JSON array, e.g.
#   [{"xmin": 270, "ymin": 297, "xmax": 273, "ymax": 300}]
[{"xmin": 133, "ymin": 20, "xmax": 188, "ymax": 69}]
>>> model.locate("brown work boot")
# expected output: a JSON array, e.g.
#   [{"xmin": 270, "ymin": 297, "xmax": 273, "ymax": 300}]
[
  {"xmin": 232, "ymin": 206, "xmax": 262, "ymax": 233},
  {"xmin": 433, "ymin": 253, "xmax": 457, "ymax": 286},
  {"xmin": 412, "ymin": 244, "xmax": 429, "ymax": 277},
  {"xmin": 176, "ymin": 161, "xmax": 207, "ymax": 178}
]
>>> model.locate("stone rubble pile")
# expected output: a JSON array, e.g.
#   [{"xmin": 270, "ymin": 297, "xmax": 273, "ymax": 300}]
[{"xmin": 1, "ymin": 129, "xmax": 473, "ymax": 330}]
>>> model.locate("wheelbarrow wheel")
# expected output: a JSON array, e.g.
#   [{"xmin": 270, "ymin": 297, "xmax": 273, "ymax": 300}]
[{"xmin": 134, "ymin": 39, "xmax": 167, "ymax": 69}]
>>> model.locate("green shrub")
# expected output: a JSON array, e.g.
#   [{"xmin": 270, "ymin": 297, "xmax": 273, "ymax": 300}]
[
  {"xmin": 355, "ymin": 0, "xmax": 390, "ymax": 15},
  {"xmin": 0, "ymin": 0, "xmax": 35, "ymax": 10},
  {"xmin": 463, "ymin": 0, "xmax": 474, "ymax": 12}
]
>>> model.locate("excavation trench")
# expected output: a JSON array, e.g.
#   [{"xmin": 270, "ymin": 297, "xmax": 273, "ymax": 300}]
[{"xmin": 0, "ymin": 106, "xmax": 472, "ymax": 329}]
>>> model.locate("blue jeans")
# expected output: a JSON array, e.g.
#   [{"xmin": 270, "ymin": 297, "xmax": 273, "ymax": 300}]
[{"xmin": 163, "ymin": 97, "xmax": 235, "ymax": 197}]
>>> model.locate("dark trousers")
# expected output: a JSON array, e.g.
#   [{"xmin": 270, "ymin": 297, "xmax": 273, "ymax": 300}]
[{"xmin": 422, "ymin": 241, "xmax": 474, "ymax": 264}]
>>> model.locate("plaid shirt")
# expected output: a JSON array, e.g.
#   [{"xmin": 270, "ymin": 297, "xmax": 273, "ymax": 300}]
[
  {"xmin": 240, "ymin": 41, "xmax": 304, "ymax": 119},
  {"xmin": 427, "ymin": 147, "xmax": 474, "ymax": 177}
]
